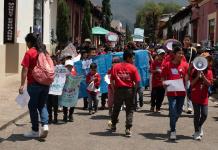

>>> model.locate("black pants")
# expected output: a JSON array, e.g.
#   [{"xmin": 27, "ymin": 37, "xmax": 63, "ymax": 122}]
[
  {"xmin": 193, "ymin": 103, "xmax": 208, "ymax": 132},
  {"xmin": 83, "ymin": 97, "xmax": 88, "ymax": 108},
  {"xmin": 151, "ymin": 86, "xmax": 165, "ymax": 109},
  {"xmin": 88, "ymin": 93, "xmax": 99, "ymax": 111},
  {"xmin": 63, "ymin": 107, "xmax": 75, "ymax": 117},
  {"xmin": 101, "ymin": 93, "xmax": 108, "ymax": 107},
  {"xmin": 47, "ymin": 95, "xmax": 58, "ymax": 119},
  {"xmin": 111, "ymin": 87, "xmax": 135, "ymax": 129}
]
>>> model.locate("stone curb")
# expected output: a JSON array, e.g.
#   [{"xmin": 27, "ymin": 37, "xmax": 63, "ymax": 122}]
[{"xmin": 0, "ymin": 111, "xmax": 28, "ymax": 131}]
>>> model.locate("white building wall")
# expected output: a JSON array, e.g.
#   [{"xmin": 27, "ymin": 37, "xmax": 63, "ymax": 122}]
[
  {"xmin": 50, "ymin": 0, "xmax": 57, "ymax": 40},
  {"xmin": 43, "ymin": 0, "xmax": 51, "ymax": 44},
  {"xmin": 16, "ymin": 0, "xmax": 34, "ymax": 43},
  {"xmin": 0, "ymin": 0, "xmax": 4, "ymax": 44}
]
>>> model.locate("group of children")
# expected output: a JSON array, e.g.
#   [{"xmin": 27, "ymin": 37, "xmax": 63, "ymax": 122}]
[{"xmin": 149, "ymin": 36, "xmax": 214, "ymax": 140}]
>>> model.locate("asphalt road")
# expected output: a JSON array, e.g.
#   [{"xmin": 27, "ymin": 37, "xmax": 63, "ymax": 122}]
[{"xmin": 0, "ymin": 95, "xmax": 218, "ymax": 150}]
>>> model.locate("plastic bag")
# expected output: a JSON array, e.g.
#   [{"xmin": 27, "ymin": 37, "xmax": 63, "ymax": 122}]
[{"xmin": 15, "ymin": 89, "xmax": 30, "ymax": 108}]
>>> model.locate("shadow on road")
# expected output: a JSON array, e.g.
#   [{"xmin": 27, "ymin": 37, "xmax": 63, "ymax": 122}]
[
  {"xmin": 140, "ymin": 132, "xmax": 193, "ymax": 143},
  {"xmin": 213, "ymin": 117, "xmax": 218, "ymax": 121},
  {"xmin": 89, "ymin": 130, "xmax": 124, "ymax": 137},
  {"xmin": 1, "ymin": 134, "xmax": 47, "ymax": 143},
  {"xmin": 90, "ymin": 115, "xmax": 110, "ymax": 120},
  {"xmin": 75, "ymin": 112, "xmax": 90, "ymax": 116}
]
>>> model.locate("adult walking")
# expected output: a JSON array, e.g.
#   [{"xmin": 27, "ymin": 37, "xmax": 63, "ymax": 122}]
[
  {"xmin": 162, "ymin": 46, "xmax": 189, "ymax": 140},
  {"xmin": 183, "ymin": 35, "xmax": 197, "ymax": 114},
  {"xmin": 110, "ymin": 50, "xmax": 141, "ymax": 137},
  {"xmin": 19, "ymin": 33, "xmax": 50, "ymax": 138}
]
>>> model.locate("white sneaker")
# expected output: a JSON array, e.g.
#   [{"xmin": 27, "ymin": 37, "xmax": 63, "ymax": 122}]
[
  {"xmin": 193, "ymin": 132, "xmax": 201, "ymax": 140},
  {"xmin": 40, "ymin": 125, "xmax": 49, "ymax": 138},
  {"xmin": 24, "ymin": 130, "xmax": 39, "ymax": 138},
  {"xmin": 170, "ymin": 131, "xmax": 176, "ymax": 140},
  {"xmin": 199, "ymin": 128, "xmax": 204, "ymax": 137}
]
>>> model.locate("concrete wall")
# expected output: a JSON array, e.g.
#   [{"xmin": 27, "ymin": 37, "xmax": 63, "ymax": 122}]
[
  {"xmin": 0, "ymin": 0, "xmax": 4, "ymax": 45},
  {"xmin": 16, "ymin": 0, "xmax": 34, "ymax": 43},
  {"xmin": 44, "ymin": 0, "xmax": 51, "ymax": 45}
]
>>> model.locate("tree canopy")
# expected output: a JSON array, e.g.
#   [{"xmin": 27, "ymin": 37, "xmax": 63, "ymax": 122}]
[
  {"xmin": 102, "ymin": 0, "xmax": 112, "ymax": 30},
  {"xmin": 135, "ymin": 1, "xmax": 181, "ymax": 43}
]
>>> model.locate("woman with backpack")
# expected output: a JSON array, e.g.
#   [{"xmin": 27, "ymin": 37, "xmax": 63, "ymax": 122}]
[{"xmin": 19, "ymin": 33, "xmax": 54, "ymax": 138}]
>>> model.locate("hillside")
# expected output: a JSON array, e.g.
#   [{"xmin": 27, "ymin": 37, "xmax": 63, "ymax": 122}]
[{"xmin": 91, "ymin": 0, "xmax": 188, "ymax": 29}]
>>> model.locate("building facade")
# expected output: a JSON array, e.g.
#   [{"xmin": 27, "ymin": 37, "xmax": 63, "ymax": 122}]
[
  {"xmin": 191, "ymin": 0, "xmax": 218, "ymax": 46},
  {"xmin": 0, "ymin": 0, "xmax": 57, "ymax": 77}
]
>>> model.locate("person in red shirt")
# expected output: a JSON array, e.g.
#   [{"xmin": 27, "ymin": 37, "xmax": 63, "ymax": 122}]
[
  {"xmin": 86, "ymin": 63, "xmax": 101, "ymax": 115},
  {"xmin": 19, "ymin": 33, "xmax": 49, "ymax": 138},
  {"xmin": 150, "ymin": 49, "xmax": 166, "ymax": 112},
  {"xmin": 109, "ymin": 50, "xmax": 141, "ymax": 137},
  {"xmin": 162, "ymin": 46, "xmax": 189, "ymax": 140},
  {"xmin": 190, "ymin": 56, "xmax": 213, "ymax": 140}
]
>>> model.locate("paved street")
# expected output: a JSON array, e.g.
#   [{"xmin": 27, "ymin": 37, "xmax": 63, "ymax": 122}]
[{"xmin": 0, "ymin": 93, "xmax": 218, "ymax": 150}]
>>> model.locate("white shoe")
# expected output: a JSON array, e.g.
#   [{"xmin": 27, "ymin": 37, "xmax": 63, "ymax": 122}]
[
  {"xmin": 193, "ymin": 132, "xmax": 201, "ymax": 140},
  {"xmin": 40, "ymin": 125, "xmax": 49, "ymax": 138},
  {"xmin": 199, "ymin": 128, "xmax": 204, "ymax": 137},
  {"xmin": 170, "ymin": 131, "xmax": 176, "ymax": 140},
  {"xmin": 24, "ymin": 130, "xmax": 39, "ymax": 138}
]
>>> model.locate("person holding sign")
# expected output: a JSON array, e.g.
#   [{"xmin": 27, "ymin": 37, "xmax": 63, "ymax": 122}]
[
  {"xmin": 162, "ymin": 46, "xmax": 189, "ymax": 140},
  {"xmin": 86, "ymin": 63, "xmax": 101, "ymax": 115},
  {"xmin": 62, "ymin": 60, "xmax": 77, "ymax": 122}
]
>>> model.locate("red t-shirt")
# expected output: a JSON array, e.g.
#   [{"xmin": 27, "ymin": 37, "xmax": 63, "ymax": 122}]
[
  {"xmin": 151, "ymin": 60, "xmax": 163, "ymax": 87},
  {"xmin": 21, "ymin": 47, "xmax": 38, "ymax": 85},
  {"xmin": 162, "ymin": 61, "xmax": 189, "ymax": 97},
  {"xmin": 191, "ymin": 69, "xmax": 213, "ymax": 105},
  {"xmin": 111, "ymin": 62, "xmax": 141, "ymax": 88}
]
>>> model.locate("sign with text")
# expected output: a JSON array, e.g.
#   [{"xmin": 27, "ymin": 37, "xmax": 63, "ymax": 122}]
[{"xmin": 4, "ymin": 0, "xmax": 16, "ymax": 43}]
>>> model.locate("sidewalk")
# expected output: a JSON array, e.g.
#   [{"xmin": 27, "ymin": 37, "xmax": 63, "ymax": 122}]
[{"xmin": 0, "ymin": 74, "xmax": 28, "ymax": 130}]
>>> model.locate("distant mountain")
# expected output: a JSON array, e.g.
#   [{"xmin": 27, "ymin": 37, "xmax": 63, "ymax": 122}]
[{"xmin": 91, "ymin": 0, "xmax": 188, "ymax": 30}]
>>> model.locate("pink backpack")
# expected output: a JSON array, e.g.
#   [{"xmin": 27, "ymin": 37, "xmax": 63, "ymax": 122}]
[{"xmin": 32, "ymin": 52, "xmax": 55, "ymax": 85}]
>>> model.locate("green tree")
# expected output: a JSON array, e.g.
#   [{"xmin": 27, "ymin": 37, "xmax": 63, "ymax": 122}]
[
  {"xmin": 167, "ymin": 17, "xmax": 173, "ymax": 39},
  {"xmin": 56, "ymin": 0, "xmax": 70, "ymax": 46},
  {"xmin": 125, "ymin": 24, "xmax": 132, "ymax": 43},
  {"xmin": 102, "ymin": 0, "xmax": 112, "ymax": 30},
  {"xmin": 81, "ymin": 0, "xmax": 91, "ymax": 41},
  {"xmin": 135, "ymin": 1, "xmax": 181, "ymax": 43}
]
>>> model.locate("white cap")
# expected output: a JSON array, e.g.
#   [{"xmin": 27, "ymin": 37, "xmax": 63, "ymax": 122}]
[
  {"xmin": 157, "ymin": 49, "xmax": 165, "ymax": 55},
  {"xmin": 85, "ymin": 38, "xmax": 91, "ymax": 42},
  {"xmin": 65, "ymin": 59, "xmax": 74, "ymax": 66}
]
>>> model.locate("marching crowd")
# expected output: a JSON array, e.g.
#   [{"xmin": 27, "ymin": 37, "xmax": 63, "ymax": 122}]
[{"xmin": 18, "ymin": 33, "xmax": 216, "ymax": 141}]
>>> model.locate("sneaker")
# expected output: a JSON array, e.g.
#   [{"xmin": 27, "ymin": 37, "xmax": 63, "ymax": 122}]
[
  {"xmin": 187, "ymin": 108, "xmax": 192, "ymax": 114},
  {"xmin": 156, "ymin": 108, "xmax": 161, "ymax": 113},
  {"xmin": 40, "ymin": 125, "xmax": 49, "ymax": 138},
  {"xmin": 150, "ymin": 107, "xmax": 155, "ymax": 112},
  {"xmin": 24, "ymin": 130, "xmax": 39, "ymax": 138},
  {"xmin": 68, "ymin": 115, "xmax": 74, "ymax": 122},
  {"xmin": 199, "ymin": 128, "xmax": 204, "ymax": 137},
  {"xmin": 125, "ymin": 129, "xmax": 132, "ymax": 137},
  {"xmin": 110, "ymin": 124, "xmax": 116, "ymax": 132},
  {"xmin": 139, "ymin": 100, "xmax": 144, "ymax": 107},
  {"xmin": 193, "ymin": 132, "xmax": 201, "ymax": 140},
  {"xmin": 89, "ymin": 111, "xmax": 92, "ymax": 115},
  {"xmin": 170, "ymin": 131, "xmax": 176, "ymax": 140}
]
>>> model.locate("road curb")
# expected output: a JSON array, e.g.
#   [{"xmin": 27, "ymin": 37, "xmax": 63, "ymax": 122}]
[{"xmin": 0, "ymin": 111, "xmax": 29, "ymax": 131}]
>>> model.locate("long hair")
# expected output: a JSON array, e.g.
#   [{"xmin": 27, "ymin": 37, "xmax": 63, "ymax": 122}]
[{"xmin": 25, "ymin": 33, "xmax": 47, "ymax": 54}]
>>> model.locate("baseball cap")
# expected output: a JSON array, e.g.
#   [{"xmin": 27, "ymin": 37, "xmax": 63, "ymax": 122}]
[
  {"xmin": 65, "ymin": 59, "xmax": 74, "ymax": 66},
  {"xmin": 85, "ymin": 38, "xmax": 91, "ymax": 42},
  {"xmin": 157, "ymin": 49, "xmax": 165, "ymax": 55}
]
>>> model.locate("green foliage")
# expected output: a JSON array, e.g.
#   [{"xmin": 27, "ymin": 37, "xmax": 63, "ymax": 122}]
[
  {"xmin": 81, "ymin": 0, "xmax": 91, "ymax": 41},
  {"xmin": 56, "ymin": 0, "xmax": 70, "ymax": 45},
  {"xmin": 125, "ymin": 24, "xmax": 132, "ymax": 43},
  {"xmin": 167, "ymin": 17, "xmax": 173, "ymax": 39},
  {"xmin": 102, "ymin": 0, "xmax": 112, "ymax": 30},
  {"xmin": 135, "ymin": 1, "xmax": 181, "ymax": 43}
]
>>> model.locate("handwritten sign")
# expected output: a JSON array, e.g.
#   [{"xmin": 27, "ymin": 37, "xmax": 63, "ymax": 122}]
[
  {"xmin": 59, "ymin": 75, "xmax": 83, "ymax": 107},
  {"xmin": 49, "ymin": 65, "xmax": 68, "ymax": 95}
]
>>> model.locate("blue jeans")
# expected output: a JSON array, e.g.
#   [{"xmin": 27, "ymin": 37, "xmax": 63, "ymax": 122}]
[
  {"xmin": 168, "ymin": 96, "xmax": 185, "ymax": 132},
  {"xmin": 27, "ymin": 83, "xmax": 49, "ymax": 132}
]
